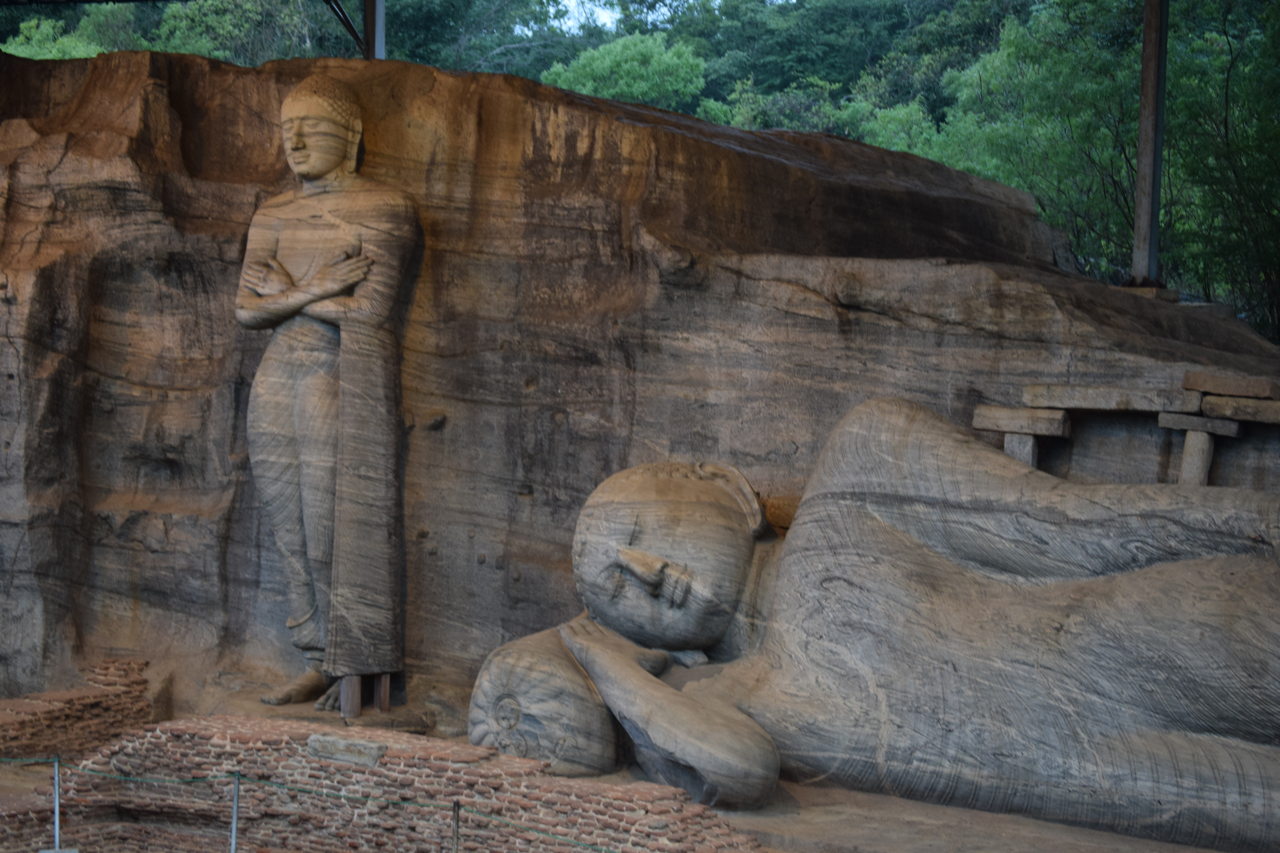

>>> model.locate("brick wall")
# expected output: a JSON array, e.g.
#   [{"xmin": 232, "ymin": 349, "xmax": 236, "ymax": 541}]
[
  {"xmin": 0, "ymin": 659, "xmax": 150, "ymax": 759},
  {"xmin": 2, "ymin": 716, "xmax": 761, "ymax": 852}
]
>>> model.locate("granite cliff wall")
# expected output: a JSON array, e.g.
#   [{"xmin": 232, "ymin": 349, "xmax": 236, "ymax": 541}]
[{"xmin": 1, "ymin": 52, "xmax": 1277, "ymax": 705}]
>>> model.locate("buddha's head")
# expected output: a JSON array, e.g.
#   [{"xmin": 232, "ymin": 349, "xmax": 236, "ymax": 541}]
[
  {"xmin": 280, "ymin": 74, "xmax": 362, "ymax": 183},
  {"xmin": 572, "ymin": 463, "xmax": 764, "ymax": 651}
]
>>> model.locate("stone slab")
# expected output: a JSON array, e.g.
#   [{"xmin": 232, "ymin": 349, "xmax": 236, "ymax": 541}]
[
  {"xmin": 306, "ymin": 733, "xmax": 387, "ymax": 767},
  {"xmin": 1201, "ymin": 395, "xmax": 1280, "ymax": 425},
  {"xmin": 973, "ymin": 405, "xmax": 1070, "ymax": 437},
  {"xmin": 1021, "ymin": 384, "xmax": 1201, "ymax": 413},
  {"xmin": 1183, "ymin": 370, "xmax": 1280, "ymax": 400},
  {"xmin": 1157, "ymin": 412, "xmax": 1240, "ymax": 438}
]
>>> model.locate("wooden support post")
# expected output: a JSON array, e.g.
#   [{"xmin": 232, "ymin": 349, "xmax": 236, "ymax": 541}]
[
  {"xmin": 376, "ymin": 673, "xmax": 392, "ymax": 712},
  {"xmin": 1178, "ymin": 430, "xmax": 1213, "ymax": 486},
  {"xmin": 339, "ymin": 674, "xmax": 362, "ymax": 719}
]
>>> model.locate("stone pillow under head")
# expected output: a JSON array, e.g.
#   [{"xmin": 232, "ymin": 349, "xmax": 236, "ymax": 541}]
[{"xmin": 468, "ymin": 627, "xmax": 619, "ymax": 776}]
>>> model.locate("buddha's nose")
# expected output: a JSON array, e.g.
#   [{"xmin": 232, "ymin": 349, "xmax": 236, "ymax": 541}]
[
  {"xmin": 616, "ymin": 547, "xmax": 667, "ymax": 593},
  {"xmin": 288, "ymin": 127, "xmax": 305, "ymax": 149}
]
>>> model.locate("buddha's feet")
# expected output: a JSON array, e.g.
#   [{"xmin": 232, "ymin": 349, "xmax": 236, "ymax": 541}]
[
  {"xmin": 314, "ymin": 679, "xmax": 343, "ymax": 712},
  {"xmin": 260, "ymin": 668, "xmax": 328, "ymax": 706}
]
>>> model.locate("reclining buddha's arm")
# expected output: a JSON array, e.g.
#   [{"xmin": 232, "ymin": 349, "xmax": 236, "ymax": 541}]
[
  {"xmin": 559, "ymin": 616, "xmax": 778, "ymax": 808},
  {"xmin": 810, "ymin": 398, "xmax": 1279, "ymax": 581}
]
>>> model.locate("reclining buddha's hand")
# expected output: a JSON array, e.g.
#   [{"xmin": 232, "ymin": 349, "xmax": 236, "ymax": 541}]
[
  {"xmin": 559, "ymin": 613, "xmax": 670, "ymax": 679},
  {"xmin": 559, "ymin": 612, "xmax": 778, "ymax": 808}
]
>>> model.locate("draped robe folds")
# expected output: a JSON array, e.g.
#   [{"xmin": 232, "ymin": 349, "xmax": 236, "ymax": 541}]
[
  {"xmin": 243, "ymin": 178, "xmax": 421, "ymax": 678},
  {"xmin": 747, "ymin": 398, "xmax": 1280, "ymax": 848}
]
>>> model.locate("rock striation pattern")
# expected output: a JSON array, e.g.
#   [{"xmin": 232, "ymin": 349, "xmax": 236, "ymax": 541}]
[
  {"xmin": 2, "ymin": 51, "xmax": 1278, "ymax": 705},
  {"xmin": 0, "ymin": 716, "xmax": 759, "ymax": 852}
]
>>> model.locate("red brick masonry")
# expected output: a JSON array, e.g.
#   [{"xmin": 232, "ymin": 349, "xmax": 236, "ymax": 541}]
[
  {"xmin": 0, "ymin": 659, "xmax": 150, "ymax": 760},
  {"xmin": 1, "ymin": 715, "xmax": 761, "ymax": 852}
]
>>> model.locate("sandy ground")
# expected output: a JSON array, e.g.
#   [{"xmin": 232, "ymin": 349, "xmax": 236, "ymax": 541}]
[{"xmin": 722, "ymin": 779, "xmax": 1209, "ymax": 853}]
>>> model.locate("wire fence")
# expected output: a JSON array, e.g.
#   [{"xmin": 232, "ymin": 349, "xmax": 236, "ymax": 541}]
[{"xmin": 0, "ymin": 755, "xmax": 621, "ymax": 853}]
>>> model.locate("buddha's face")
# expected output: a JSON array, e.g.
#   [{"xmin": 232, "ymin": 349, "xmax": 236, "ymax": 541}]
[
  {"xmin": 572, "ymin": 469, "xmax": 755, "ymax": 650},
  {"xmin": 280, "ymin": 94, "xmax": 357, "ymax": 182}
]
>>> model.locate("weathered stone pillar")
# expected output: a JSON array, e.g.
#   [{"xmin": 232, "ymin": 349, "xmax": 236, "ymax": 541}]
[{"xmin": 1179, "ymin": 430, "xmax": 1213, "ymax": 486}]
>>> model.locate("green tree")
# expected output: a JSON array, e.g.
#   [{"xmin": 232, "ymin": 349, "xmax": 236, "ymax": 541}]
[
  {"xmin": 76, "ymin": 3, "xmax": 150, "ymax": 52},
  {"xmin": 948, "ymin": 2, "xmax": 1143, "ymax": 283},
  {"xmin": 859, "ymin": 98, "xmax": 940, "ymax": 152},
  {"xmin": 660, "ymin": 0, "xmax": 912, "ymax": 102},
  {"xmin": 542, "ymin": 32, "xmax": 705, "ymax": 112},
  {"xmin": 2, "ymin": 16, "xmax": 105, "ymax": 59},
  {"xmin": 664, "ymin": 0, "xmax": 769, "ymax": 101},
  {"xmin": 151, "ymin": 0, "xmax": 349, "ymax": 64},
  {"xmin": 1162, "ymin": 0, "xmax": 1280, "ymax": 334},
  {"xmin": 386, "ymin": 0, "xmax": 594, "ymax": 80},
  {"xmin": 699, "ymin": 77, "xmax": 870, "ymax": 136},
  {"xmin": 0, "ymin": 2, "xmax": 79, "ymax": 45},
  {"xmin": 1, "ymin": 4, "xmax": 150, "ymax": 60},
  {"xmin": 855, "ymin": 0, "xmax": 1278, "ymax": 336},
  {"xmin": 856, "ymin": 0, "xmax": 1033, "ymax": 123}
]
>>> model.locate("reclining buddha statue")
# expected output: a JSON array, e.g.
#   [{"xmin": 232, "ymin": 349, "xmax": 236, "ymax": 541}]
[{"xmin": 471, "ymin": 397, "xmax": 1279, "ymax": 850}]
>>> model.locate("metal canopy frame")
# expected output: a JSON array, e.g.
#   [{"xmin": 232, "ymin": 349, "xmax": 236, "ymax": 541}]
[{"xmin": 320, "ymin": 0, "xmax": 382, "ymax": 59}]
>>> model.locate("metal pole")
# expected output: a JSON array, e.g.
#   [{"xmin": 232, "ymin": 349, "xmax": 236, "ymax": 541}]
[
  {"xmin": 362, "ymin": 0, "xmax": 385, "ymax": 60},
  {"xmin": 52, "ymin": 756, "xmax": 61, "ymax": 851},
  {"xmin": 229, "ymin": 772, "xmax": 240, "ymax": 853},
  {"xmin": 451, "ymin": 800, "xmax": 460, "ymax": 853},
  {"xmin": 1130, "ymin": 0, "xmax": 1169, "ymax": 284}
]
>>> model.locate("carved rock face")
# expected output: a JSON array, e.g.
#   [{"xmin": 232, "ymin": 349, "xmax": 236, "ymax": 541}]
[
  {"xmin": 571, "ymin": 465, "xmax": 755, "ymax": 650},
  {"xmin": 467, "ymin": 627, "xmax": 619, "ymax": 776},
  {"xmin": 280, "ymin": 94, "xmax": 355, "ymax": 183},
  {"xmin": 4, "ymin": 52, "xmax": 1280, "ymax": 707}
]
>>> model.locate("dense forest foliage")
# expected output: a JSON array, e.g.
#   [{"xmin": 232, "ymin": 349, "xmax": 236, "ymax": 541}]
[{"xmin": 3, "ymin": 0, "xmax": 1277, "ymax": 337}]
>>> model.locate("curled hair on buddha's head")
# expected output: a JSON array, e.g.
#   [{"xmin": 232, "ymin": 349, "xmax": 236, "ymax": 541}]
[
  {"xmin": 284, "ymin": 74, "xmax": 362, "ymax": 129},
  {"xmin": 588, "ymin": 461, "xmax": 767, "ymax": 539}
]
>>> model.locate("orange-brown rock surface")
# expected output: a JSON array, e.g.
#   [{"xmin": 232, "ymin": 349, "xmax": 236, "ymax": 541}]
[{"xmin": 1, "ymin": 51, "xmax": 1277, "ymax": 705}]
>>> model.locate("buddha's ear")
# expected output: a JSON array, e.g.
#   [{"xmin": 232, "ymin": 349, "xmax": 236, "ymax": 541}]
[
  {"xmin": 344, "ymin": 116, "xmax": 363, "ymax": 174},
  {"xmin": 696, "ymin": 463, "xmax": 767, "ymax": 539}
]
